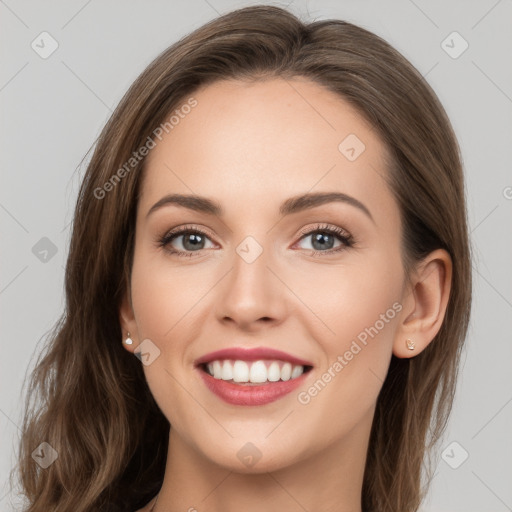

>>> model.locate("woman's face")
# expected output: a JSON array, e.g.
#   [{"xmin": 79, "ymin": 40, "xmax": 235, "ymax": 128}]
[{"xmin": 122, "ymin": 78, "xmax": 407, "ymax": 472}]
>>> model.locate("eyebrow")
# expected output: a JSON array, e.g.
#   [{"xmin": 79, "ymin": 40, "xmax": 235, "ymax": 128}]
[{"xmin": 146, "ymin": 191, "xmax": 374, "ymax": 223}]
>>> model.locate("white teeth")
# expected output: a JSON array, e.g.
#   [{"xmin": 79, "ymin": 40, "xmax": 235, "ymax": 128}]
[
  {"xmin": 232, "ymin": 360, "xmax": 249, "ymax": 382},
  {"xmin": 221, "ymin": 360, "xmax": 233, "ymax": 380},
  {"xmin": 206, "ymin": 359, "xmax": 306, "ymax": 383},
  {"xmin": 267, "ymin": 361, "xmax": 281, "ymax": 382},
  {"xmin": 291, "ymin": 364, "xmax": 303, "ymax": 379},
  {"xmin": 281, "ymin": 362, "xmax": 292, "ymax": 381},
  {"xmin": 213, "ymin": 360, "xmax": 222, "ymax": 379},
  {"xmin": 249, "ymin": 360, "xmax": 268, "ymax": 383}
]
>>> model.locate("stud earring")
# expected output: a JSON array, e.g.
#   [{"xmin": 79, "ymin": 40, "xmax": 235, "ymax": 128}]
[
  {"xmin": 406, "ymin": 338, "xmax": 415, "ymax": 351},
  {"xmin": 124, "ymin": 332, "xmax": 133, "ymax": 345}
]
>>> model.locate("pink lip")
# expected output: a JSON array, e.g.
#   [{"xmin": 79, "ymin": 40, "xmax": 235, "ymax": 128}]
[
  {"xmin": 197, "ymin": 367, "xmax": 310, "ymax": 406},
  {"xmin": 194, "ymin": 347, "xmax": 313, "ymax": 367}
]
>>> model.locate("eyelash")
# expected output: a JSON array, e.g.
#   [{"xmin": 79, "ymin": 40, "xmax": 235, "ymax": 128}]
[{"xmin": 157, "ymin": 223, "xmax": 355, "ymax": 258}]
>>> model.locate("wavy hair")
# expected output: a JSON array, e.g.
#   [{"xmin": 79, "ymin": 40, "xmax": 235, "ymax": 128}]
[{"xmin": 12, "ymin": 5, "xmax": 471, "ymax": 511}]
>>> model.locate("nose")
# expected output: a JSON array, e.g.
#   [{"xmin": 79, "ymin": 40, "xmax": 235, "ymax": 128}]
[{"xmin": 215, "ymin": 240, "xmax": 288, "ymax": 332}]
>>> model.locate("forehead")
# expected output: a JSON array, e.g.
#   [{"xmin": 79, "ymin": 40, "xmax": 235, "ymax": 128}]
[{"xmin": 139, "ymin": 78, "xmax": 395, "ymax": 222}]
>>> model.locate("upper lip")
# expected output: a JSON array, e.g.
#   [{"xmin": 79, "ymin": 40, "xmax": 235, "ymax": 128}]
[{"xmin": 194, "ymin": 347, "xmax": 313, "ymax": 367}]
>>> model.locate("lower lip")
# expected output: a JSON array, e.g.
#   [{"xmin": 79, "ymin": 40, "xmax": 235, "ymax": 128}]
[{"xmin": 197, "ymin": 367, "xmax": 310, "ymax": 406}]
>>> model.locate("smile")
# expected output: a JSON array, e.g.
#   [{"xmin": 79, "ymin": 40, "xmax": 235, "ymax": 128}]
[{"xmin": 194, "ymin": 347, "xmax": 314, "ymax": 406}]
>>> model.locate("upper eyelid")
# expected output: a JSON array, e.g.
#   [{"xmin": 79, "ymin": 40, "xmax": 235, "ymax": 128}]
[
  {"xmin": 163, "ymin": 224, "xmax": 217, "ymax": 242},
  {"xmin": 297, "ymin": 223, "xmax": 351, "ymax": 238}
]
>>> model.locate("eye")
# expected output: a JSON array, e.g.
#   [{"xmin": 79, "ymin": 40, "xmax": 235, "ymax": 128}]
[
  {"xmin": 157, "ymin": 225, "xmax": 215, "ymax": 258},
  {"xmin": 295, "ymin": 223, "xmax": 354, "ymax": 254},
  {"xmin": 157, "ymin": 223, "xmax": 355, "ymax": 258}
]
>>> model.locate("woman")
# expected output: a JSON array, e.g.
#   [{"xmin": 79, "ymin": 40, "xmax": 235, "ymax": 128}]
[{"xmin": 15, "ymin": 5, "xmax": 471, "ymax": 512}]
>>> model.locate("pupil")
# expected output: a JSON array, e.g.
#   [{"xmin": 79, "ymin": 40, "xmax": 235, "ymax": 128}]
[
  {"xmin": 184, "ymin": 233, "xmax": 203, "ymax": 251},
  {"xmin": 312, "ymin": 232, "xmax": 333, "ymax": 251}
]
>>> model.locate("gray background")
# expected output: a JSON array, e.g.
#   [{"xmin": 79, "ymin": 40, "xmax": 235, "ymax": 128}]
[{"xmin": 1, "ymin": 0, "xmax": 511, "ymax": 510}]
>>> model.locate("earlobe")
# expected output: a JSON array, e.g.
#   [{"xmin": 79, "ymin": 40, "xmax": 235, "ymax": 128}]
[
  {"xmin": 393, "ymin": 249, "xmax": 452, "ymax": 359},
  {"xmin": 119, "ymin": 291, "xmax": 138, "ymax": 353}
]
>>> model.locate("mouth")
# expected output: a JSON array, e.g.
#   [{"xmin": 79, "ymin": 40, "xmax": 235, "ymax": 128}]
[
  {"xmin": 198, "ymin": 359, "xmax": 313, "ymax": 385},
  {"xmin": 194, "ymin": 347, "xmax": 314, "ymax": 406}
]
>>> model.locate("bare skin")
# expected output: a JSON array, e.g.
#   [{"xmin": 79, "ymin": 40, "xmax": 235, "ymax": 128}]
[{"xmin": 121, "ymin": 78, "xmax": 452, "ymax": 512}]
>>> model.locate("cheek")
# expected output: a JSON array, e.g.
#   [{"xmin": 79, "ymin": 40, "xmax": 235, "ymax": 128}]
[
  {"xmin": 130, "ymin": 249, "xmax": 209, "ymax": 341},
  {"xmin": 290, "ymin": 251, "xmax": 403, "ymax": 348},
  {"xmin": 129, "ymin": 252, "xmax": 205, "ymax": 421},
  {"xmin": 329, "ymin": 269, "xmax": 401, "ymax": 348},
  {"xmin": 289, "ymin": 255, "xmax": 402, "ymax": 414}
]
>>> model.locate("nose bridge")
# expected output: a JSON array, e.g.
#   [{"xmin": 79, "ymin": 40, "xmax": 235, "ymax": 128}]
[{"xmin": 217, "ymin": 233, "xmax": 286, "ymax": 326}]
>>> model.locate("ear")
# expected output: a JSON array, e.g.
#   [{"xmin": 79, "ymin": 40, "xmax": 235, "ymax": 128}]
[
  {"xmin": 393, "ymin": 248, "xmax": 452, "ymax": 358},
  {"xmin": 119, "ymin": 287, "xmax": 139, "ymax": 354}
]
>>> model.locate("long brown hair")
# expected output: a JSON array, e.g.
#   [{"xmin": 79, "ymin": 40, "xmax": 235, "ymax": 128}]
[{"xmin": 12, "ymin": 5, "xmax": 471, "ymax": 511}]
